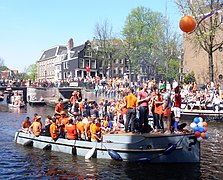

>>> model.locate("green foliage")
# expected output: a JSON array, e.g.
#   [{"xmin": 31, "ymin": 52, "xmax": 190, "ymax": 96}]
[
  {"xmin": 27, "ymin": 63, "xmax": 37, "ymax": 81},
  {"xmin": 0, "ymin": 66, "xmax": 9, "ymax": 71},
  {"xmin": 184, "ymin": 71, "xmax": 196, "ymax": 84}
]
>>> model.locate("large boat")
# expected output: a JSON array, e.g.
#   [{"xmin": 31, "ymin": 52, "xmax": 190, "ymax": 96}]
[
  {"xmin": 14, "ymin": 131, "xmax": 200, "ymax": 163},
  {"xmin": 181, "ymin": 109, "xmax": 223, "ymax": 122}
]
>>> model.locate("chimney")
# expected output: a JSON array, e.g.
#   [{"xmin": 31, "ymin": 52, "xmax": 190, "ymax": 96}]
[{"xmin": 67, "ymin": 38, "xmax": 74, "ymax": 60}]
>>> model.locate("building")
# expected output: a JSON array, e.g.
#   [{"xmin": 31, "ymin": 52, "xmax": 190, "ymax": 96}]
[
  {"xmin": 0, "ymin": 70, "xmax": 18, "ymax": 79},
  {"xmin": 37, "ymin": 39, "xmax": 98, "ymax": 82},
  {"xmin": 182, "ymin": 10, "xmax": 223, "ymax": 84}
]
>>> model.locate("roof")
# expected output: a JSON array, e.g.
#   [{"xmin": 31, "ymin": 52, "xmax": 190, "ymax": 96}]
[
  {"xmin": 70, "ymin": 44, "xmax": 85, "ymax": 58},
  {"xmin": 39, "ymin": 46, "xmax": 67, "ymax": 61}
]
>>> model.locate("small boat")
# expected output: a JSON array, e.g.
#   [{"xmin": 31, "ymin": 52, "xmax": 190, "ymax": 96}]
[
  {"xmin": 181, "ymin": 109, "xmax": 223, "ymax": 122},
  {"xmin": 28, "ymin": 100, "xmax": 46, "ymax": 105},
  {"xmin": 8, "ymin": 103, "xmax": 25, "ymax": 108},
  {"xmin": 14, "ymin": 131, "xmax": 200, "ymax": 163}
]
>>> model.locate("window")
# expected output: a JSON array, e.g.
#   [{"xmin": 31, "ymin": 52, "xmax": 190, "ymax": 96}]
[
  {"xmin": 79, "ymin": 59, "xmax": 84, "ymax": 68},
  {"xmin": 84, "ymin": 51, "xmax": 92, "ymax": 57},
  {"xmin": 119, "ymin": 67, "xmax": 123, "ymax": 74},
  {"xmin": 63, "ymin": 62, "xmax": 68, "ymax": 69},
  {"xmin": 85, "ymin": 59, "xmax": 90, "ymax": 67},
  {"xmin": 119, "ymin": 59, "xmax": 123, "ymax": 64},
  {"xmin": 221, "ymin": 14, "xmax": 223, "ymax": 24},
  {"xmin": 91, "ymin": 60, "xmax": 96, "ymax": 69},
  {"xmin": 116, "ymin": 59, "xmax": 119, "ymax": 64}
]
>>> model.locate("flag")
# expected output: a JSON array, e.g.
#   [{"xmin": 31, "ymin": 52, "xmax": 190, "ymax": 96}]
[{"xmin": 85, "ymin": 64, "xmax": 90, "ymax": 73}]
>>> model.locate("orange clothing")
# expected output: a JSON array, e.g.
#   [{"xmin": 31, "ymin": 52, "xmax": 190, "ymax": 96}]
[
  {"xmin": 126, "ymin": 93, "xmax": 137, "ymax": 109},
  {"xmin": 65, "ymin": 124, "xmax": 77, "ymax": 140},
  {"xmin": 70, "ymin": 96, "xmax": 77, "ymax": 103},
  {"xmin": 84, "ymin": 123, "xmax": 91, "ymax": 139},
  {"xmin": 55, "ymin": 103, "xmax": 64, "ymax": 113},
  {"xmin": 90, "ymin": 123, "xmax": 97, "ymax": 141},
  {"xmin": 79, "ymin": 101, "xmax": 84, "ymax": 113},
  {"xmin": 50, "ymin": 123, "xmax": 59, "ymax": 140},
  {"xmin": 155, "ymin": 96, "xmax": 163, "ymax": 115},
  {"xmin": 59, "ymin": 117, "xmax": 69, "ymax": 132},
  {"xmin": 30, "ymin": 121, "xmax": 42, "ymax": 136},
  {"xmin": 163, "ymin": 107, "xmax": 171, "ymax": 117},
  {"xmin": 76, "ymin": 121, "xmax": 85, "ymax": 134}
]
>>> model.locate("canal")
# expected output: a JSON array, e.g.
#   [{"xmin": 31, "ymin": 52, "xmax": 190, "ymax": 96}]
[{"xmin": 0, "ymin": 101, "xmax": 222, "ymax": 179}]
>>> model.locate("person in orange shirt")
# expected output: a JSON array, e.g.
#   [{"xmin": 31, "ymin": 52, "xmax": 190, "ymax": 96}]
[
  {"xmin": 76, "ymin": 116, "xmax": 85, "ymax": 140},
  {"xmin": 90, "ymin": 119, "xmax": 101, "ymax": 142},
  {"xmin": 58, "ymin": 111, "xmax": 69, "ymax": 138},
  {"xmin": 55, "ymin": 98, "xmax": 64, "ymax": 115},
  {"xmin": 70, "ymin": 91, "xmax": 77, "ymax": 105},
  {"xmin": 50, "ymin": 118, "xmax": 59, "ymax": 141},
  {"xmin": 65, "ymin": 118, "xmax": 77, "ymax": 140},
  {"xmin": 125, "ymin": 88, "xmax": 138, "ymax": 133},
  {"xmin": 154, "ymin": 89, "xmax": 163, "ymax": 132},
  {"xmin": 79, "ymin": 100, "xmax": 84, "ymax": 115},
  {"xmin": 29, "ymin": 116, "xmax": 42, "ymax": 136}
]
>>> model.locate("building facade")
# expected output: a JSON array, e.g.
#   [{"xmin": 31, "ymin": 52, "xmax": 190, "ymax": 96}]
[{"xmin": 182, "ymin": 12, "xmax": 223, "ymax": 84}]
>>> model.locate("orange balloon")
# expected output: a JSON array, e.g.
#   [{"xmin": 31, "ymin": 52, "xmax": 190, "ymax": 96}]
[
  {"xmin": 179, "ymin": 16, "xmax": 196, "ymax": 33},
  {"xmin": 201, "ymin": 132, "xmax": 206, "ymax": 138},
  {"xmin": 203, "ymin": 122, "xmax": 207, "ymax": 127}
]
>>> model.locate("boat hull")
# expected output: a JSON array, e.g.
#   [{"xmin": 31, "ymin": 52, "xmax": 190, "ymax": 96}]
[
  {"xmin": 181, "ymin": 110, "xmax": 223, "ymax": 122},
  {"xmin": 28, "ymin": 101, "xmax": 46, "ymax": 105},
  {"xmin": 14, "ymin": 131, "xmax": 200, "ymax": 163}
]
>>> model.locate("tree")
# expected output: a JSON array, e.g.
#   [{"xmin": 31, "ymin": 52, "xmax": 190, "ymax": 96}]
[
  {"xmin": 176, "ymin": 0, "xmax": 223, "ymax": 82},
  {"xmin": 27, "ymin": 63, "xmax": 37, "ymax": 81},
  {"xmin": 122, "ymin": 6, "xmax": 181, "ymax": 82},
  {"xmin": 93, "ymin": 19, "xmax": 115, "ymax": 77},
  {"xmin": 184, "ymin": 71, "xmax": 196, "ymax": 83},
  {"xmin": 0, "ymin": 57, "xmax": 9, "ymax": 71}
]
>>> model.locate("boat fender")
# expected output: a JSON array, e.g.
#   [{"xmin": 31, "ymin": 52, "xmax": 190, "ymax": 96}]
[
  {"xmin": 85, "ymin": 147, "xmax": 96, "ymax": 160},
  {"xmin": 43, "ymin": 144, "xmax": 51, "ymax": 150},
  {"xmin": 24, "ymin": 140, "xmax": 33, "ymax": 147},
  {"xmin": 137, "ymin": 157, "xmax": 151, "ymax": 162},
  {"xmin": 108, "ymin": 150, "xmax": 122, "ymax": 161},
  {"xmin": 163, "ymin": 144, "xmax": 177, "ymax": 155}
]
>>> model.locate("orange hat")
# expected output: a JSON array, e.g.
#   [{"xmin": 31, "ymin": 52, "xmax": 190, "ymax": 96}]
[
  {"xmin": 35, "ymin": 116, "xmax": 42, "ymax": 120},
  {"xmin": 60, "ymin": 111, "xmax": 66, "ymax": 115}
]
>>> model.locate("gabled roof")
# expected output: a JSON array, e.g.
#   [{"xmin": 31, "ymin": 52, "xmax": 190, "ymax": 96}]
[
  {"xmin": 39, "ymin": 46, "xmax": 67, "ymax": 61},
  {"xmin": 70, "ymin": 44, "xmax": 85, "ymax": 58}
]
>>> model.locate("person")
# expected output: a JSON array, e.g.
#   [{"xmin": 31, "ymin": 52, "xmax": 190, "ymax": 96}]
[
  {"xmin": 125, "ymin": 87, "xmax": 137, "ymax": 133},
  {"xmin": 55, "ymin": 98, "xmax": 64, "ymax": 115},
  {"xmin": 154, "ymin": 89, "xmax": 163, "ymax": 132},
  {"xmin": 137, "ymin": 84, "xmax": 150, "ymax": 133},
  {"xmin": 50, "ymin": 117, "xmax": 59, "ymax": 141},
  {"xmin": 65, "ymin": 118, "xmax": 77, "ymax": 140},
  {"xmin": 90, "ymin": 118, "xmax": 101, "ymax": 142},
  {"xmin": 76, "ymin": 116, "xmax": 85, "ymax": 140},
  {"xmin": 21, "ymin": 117, "xmax": 31, "ymax": 130},
  {"xmin": 58, "ymin": 111, "xmax": 69, "ymax": 138},
  {"xmin": 29, "ymin": 116, "xmax": 42, "ymax": 136},
  {"xmin": 161, "ymin": 86, "xmax": 172, "ymax": 134},
  {"xmin": 43, "ymin": 115, "xmax": 52, "ymax": 136},
  {"xmin": 173, "ymin": 86, "xmax": 182, "ymax": 134},
  {"xmin": 31, "ymin": 113, "xmax": 39, "ymax": 123},
  {"xmin": 213, "ymin": 91, "xmax": 221, "ymax": 112}
]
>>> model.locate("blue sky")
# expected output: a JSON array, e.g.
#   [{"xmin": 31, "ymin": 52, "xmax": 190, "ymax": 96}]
[{"xmin": 0, "ymin": 0, "xmax": 182, "ymax": 72}]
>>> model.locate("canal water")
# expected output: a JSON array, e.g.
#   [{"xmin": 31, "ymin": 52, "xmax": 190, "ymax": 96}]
[{"xmin": 0, "ymin": 101, "xmax": 223, "ymax": 180}]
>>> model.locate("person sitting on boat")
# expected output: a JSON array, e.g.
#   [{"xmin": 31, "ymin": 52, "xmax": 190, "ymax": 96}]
[
  {"xmin": 212, "ymin": 91, "xmax": 221, "ymax": 112},
  {"xmin": 101, "ymin": 115, "xmax": 113, "ymax": 133},
  {"xmin": 29, "ymin": 116, "xmax": 42, "ymax": 137},
  {"xmin": 65, "ymin": 117, "xmax": 77, "ymax": 140},
  {"xmin": 55, "ymin": 98, "xmax": 64, "ymax": 115},
  {"xmin": 21, "ymin": 117, "xmax": 31, "ymax": 132},
  {"xmin": 50, "ymin": 117, "xmax": 60, "ymax": 141},
  {"xmin": 76, "ymin": 116, "xmax": 85, "ymax": 140},
  {"xmin": 58, "ymin": 111, "xmax": 69, "ymax": 138},
  {"xmin": 90, "ymin": 118, "xmax": 101, "ymax": 142},
  {"xmin": 31, "ymin": 113, "xmax": 39, "ymax": 123},
  {"xmin": 42, "ymin": 115, "xmax": 52, "ymax": 137}
]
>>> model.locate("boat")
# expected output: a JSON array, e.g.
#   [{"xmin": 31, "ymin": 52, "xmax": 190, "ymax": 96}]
[
  {"xmin": 14, "ymin": 131, "xmax": 200, "ymax": 163},
  {"xmin": 28, "ymin": 100, "xmax": 46, "ymax": 105},
  {"xmin": 181, "ymin": 109, "xmax": 223, "ymax": 122},
  {"xmin": 8, "ymin": 103, "xmax": 25, "ymax": 108}
]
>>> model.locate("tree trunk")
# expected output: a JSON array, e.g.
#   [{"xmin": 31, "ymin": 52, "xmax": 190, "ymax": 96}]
[{"xmin": 208, "ymin": 52, "xmax": 214, "ymax": 82}]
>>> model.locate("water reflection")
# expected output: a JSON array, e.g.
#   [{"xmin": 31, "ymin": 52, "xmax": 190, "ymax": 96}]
[{"xmin": 0, "ymin": 103, "xmax": 223, "ymax": 179}]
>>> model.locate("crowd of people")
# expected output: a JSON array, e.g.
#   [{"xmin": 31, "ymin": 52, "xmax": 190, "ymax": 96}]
[{"xmin": 20, "ymin": 76, "xmax": 223, "ymax": 141}]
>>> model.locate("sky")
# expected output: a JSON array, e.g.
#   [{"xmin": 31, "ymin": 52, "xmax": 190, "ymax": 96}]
[{"xmin": 0, "ymin": 0, "xmax": 182, "ymax": 72}]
